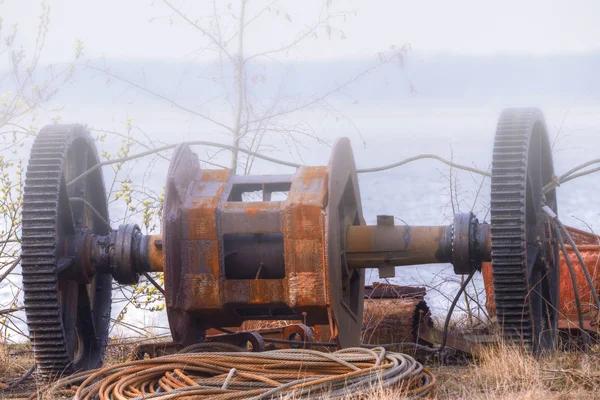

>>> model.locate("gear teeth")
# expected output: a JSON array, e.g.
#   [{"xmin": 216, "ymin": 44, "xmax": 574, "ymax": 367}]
[
  {"xmin": 490, "ymin": 108, "xmax": 558, "ymax": 352},
  {"xmin": 21, "ymin": 125, "xmax": 111, "ymax": 378},
  {"xmin": 21, "ymin": 125, "xmax": 110, "ymax": 378},
  {"xmin": 21, "ymin": 129, "xmax": 70, "ymax": 376},
  {"xmin": 491, "ymin": 109, "xmax": 534, "ymax": 347}
]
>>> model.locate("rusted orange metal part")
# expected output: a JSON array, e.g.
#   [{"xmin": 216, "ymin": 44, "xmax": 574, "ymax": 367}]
[
  {"xmin": 147, "ymin": 235, "xmax": 164, "ymax": 272},
  {"xmin": 483, "ymin": 225, "xmax": 600, "ymax": 330},
  {"xmin": 362, "ymin": 283, "xmax": 432, "ymax": 345},
  {"xmin": 167, "ymin": 164, "xmax": 331, "ymax": 330},
  {"xmin": 200, "ymin": 283, "xmax": 431, "ymax": 348}
]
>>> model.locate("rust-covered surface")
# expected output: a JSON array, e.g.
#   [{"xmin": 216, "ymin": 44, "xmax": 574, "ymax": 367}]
[
  {"xmin": 206, "ymin": 323, "xmax": 317, "ymax": 350},
  {"xmin": 364, "ymin": 284, "xmax": 427, "ymax": 299},
  {"xmin": 200, "ymin": 283, "xmax": 431, "ymax": 348},
  {"xmin": 483, "ymin": 225, "xmax": 600, "ymax": 330},
  {"xmin": 146, "ymin": 235, "xmax": 164, "ymax": 272},
  {"xmin": 557, "ymin": 226, "xmax": 600, "ymax": 324},
  {"xmin": 162, "ymin": 141, "xmax": 366, "ymax": 347},
  {"xmin": 362, "ymin": 282, "xmax": 432, "ymax": 345}
]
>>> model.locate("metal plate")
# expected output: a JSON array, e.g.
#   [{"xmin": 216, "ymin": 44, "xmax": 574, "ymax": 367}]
[
  {"xmin": 325, "ymin": 137, "xmax": 366, "ymax": 347},
  {"xmin": 162, "ymin": 144, "xmax": 207, "ymax": 346}
]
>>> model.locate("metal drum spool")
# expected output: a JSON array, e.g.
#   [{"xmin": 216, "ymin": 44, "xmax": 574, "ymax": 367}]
[{"xmin": 162, "ymin": 138, "xmax": 366, "ymax": 347}]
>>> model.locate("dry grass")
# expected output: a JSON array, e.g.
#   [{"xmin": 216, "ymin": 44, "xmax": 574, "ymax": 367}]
[
  {"xmin": 280, "ymin": 384, "xmax": 423, "ymax": 400},
  {"xmin": 2, "ymin": 339, "xmax": 600, "ymax": 399},
  {"xmin": 281, "ymin": 341, "xmax": 600, "ymax": 400},
  {"xmin": 0, "ymin": 342, "xmax": 37, "ymax": 396},
  {"xmin": 0, "ymin": 343, "xmax": 33, "ymax": 382},
  {"xmin": 434, "ymin": 341, "xmax": 600, "ymax": 399}
]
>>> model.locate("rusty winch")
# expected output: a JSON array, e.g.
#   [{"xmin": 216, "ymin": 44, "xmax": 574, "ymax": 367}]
[{"xmin": 21, "ymin": 108, "xmax": 559, "ymax": 375}]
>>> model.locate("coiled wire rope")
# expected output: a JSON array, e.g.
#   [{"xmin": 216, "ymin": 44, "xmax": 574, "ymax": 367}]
[{"xmin": 40, "ymin": 347, "xmax": 435, "ymax": 400}]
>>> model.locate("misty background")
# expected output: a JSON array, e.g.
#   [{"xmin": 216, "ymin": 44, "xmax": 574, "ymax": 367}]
[{"xmin": 1, "ymin": 0, "xmax": 599, "ymax": 338}]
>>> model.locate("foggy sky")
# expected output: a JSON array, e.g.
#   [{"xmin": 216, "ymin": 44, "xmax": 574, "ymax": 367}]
[{"xmin": 2, "ymin": 0, "xmax": 599, "ymax": 65}]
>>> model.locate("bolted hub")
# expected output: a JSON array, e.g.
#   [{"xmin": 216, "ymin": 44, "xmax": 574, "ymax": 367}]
[
  {"xmin": 111, "ymin": 224, "xmax": 142, "ymax": 284},
  {"xmin": 451, "ymin": 212, "xmax": 491, "ymax": 274},
  {"xmin": 66, "ymin": 224, "xmax": 163, "ymax": 285},
  {"xmin": 62, "ymin": 228, "xmax": 96, "ymax": 284}
]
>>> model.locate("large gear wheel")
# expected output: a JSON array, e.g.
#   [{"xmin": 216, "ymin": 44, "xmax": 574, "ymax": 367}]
[
  {"xmin": 21, "ymin": 125, "xmax": 112, "ymax": 376},
  {"xmin": 490, "ymin": 108, "xmax": 559, "ymax": 353}
]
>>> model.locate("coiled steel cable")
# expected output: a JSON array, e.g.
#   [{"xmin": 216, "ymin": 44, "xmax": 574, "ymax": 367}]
[
  {"xmin": 550, "ymin": 220, "xmax": 587, "ymax": 333},
  {"xmin": 177, "ymin": 342, "xmax": 247, "ymax": 354},
  {"xmin": 66, "ymin": 140, "xmax": 494, "ymax": 188},
  {"xmin": 542, "ymin": 158, "xmax": 600, "ymax": 194},
  {"xmin": 553, "ymin": 217, "xmax": 600, "ymax": 312},
  {"xmin": 439, "ymin": 270, "xmax": 475, "ymax": 355},
  {"xmin": 41, "ymin": 347, "xmax": 434, "ymax": 400},
  {"xmin": 65, "ymin": 138, "xmax": 600, "ymax": 191},
  {"xmin": 540, "ymin": 206, "xmax": 600, "ymax": 346}
]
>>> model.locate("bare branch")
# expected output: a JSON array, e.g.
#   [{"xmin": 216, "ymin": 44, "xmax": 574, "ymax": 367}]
[
  {"xmin": 242, "ymin": 9, "xmax": 347, "ymax": 65},
  {"xmin": 245, "ymin": 51, "xmax": 407, "ymax": 127},
  {"xmin": 82, "ymin": 64, "xmax": 234, "ymax": 133},
  {"xmin": 230, "ymin": 0, "xmax": 248, "ymax": 172},
  {"xmin": 162, "ymin": 0, "xmax": 234, "ymax": 61}
]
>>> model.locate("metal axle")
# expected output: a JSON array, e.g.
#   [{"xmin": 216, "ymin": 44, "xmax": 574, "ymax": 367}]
[
  {"xmin": 80, "ymin": 212, "xmax": 490, "ymax": 285},
  {"xmin": 70, "ymin": 226, "xmax": 164, "ymax": 285},
  {"xmin": 345, "ymin": 213, "xmax": 491, "ymax": 275}
]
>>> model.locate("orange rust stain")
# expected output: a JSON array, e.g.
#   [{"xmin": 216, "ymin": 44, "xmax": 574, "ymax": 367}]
[
  {"xmin": 320, "ymin": 208, "xmax": 328, "ymax": 308},
  {"xmin": 289, "ymin": 169, "xmax": 328, "ymax": 206},
  {"xmin": 242, "ymin": 202, "xmax": 279, "ymax": 215},
  {"xmin": 249, "ymin": 280, "xmax": 285, "ymax": 304},
  {"xmin": 188, "ymin": 181, "xmax": 226, "ymax": 240},
  {"xmin": 187, "ymin": 274, "xmax": 221, "ymax": 310},
  {"xmin": 288, "ymin": 204, "xmax": 323, "ymax": 240},
  {"xmin": 184, "ymin": 240, "xmax": 219, "ymax": 279},
  {"xmin": 288, "ymin": 191, "xmax": 323, "ymax": 205},
  {"xmin": 249, "ymin": 281, "xmax": 270, "ymax": 304},
  {"xmin": 311, "ymin": 325, "xmax": 331, "ymax": 343},
  {"xmin": 203, "ymin": 241, "xmax": 220, "ymax": 277},
  {"xmin": 187, "ymin": 242, "xmax": 200, "ymax": 277},
  {"xmin": 223, "ymin": 201, "xmax": 279, "ymax": 213},
  {"xmin": 288, "ymin": 272, "xmax": 324, "ymax": 306},
  {"xmin": 559, "ymin": 250, "xmax": 600, "ymax": 316},
  {"xmin": 188, "ymin": 203, "xmax": 217, "ymax": 239},
  {"xmin": 148, "ymin": 235, "xmax": 164, "ymax": 272},
  {"xmin": 302, "ymin": 166, "xmax": 327, "ymax": 186},
  {"xmin": 201, "ymin": 169, "xmax": 230, "ymax": 182},
  {"xmin": 282, "ymin": 168, "xmax": 328, "ymax": 313},
  {"xmin": 362, "ymin": 298, "xmax": 427, "ymax": 345},
  {"xmin": 246, "ymin": 207, "xmax": 261, "ymax": 217},
  {"xmin": 482, "ymin": 247, "xmax": 600, "ymax": 320},
  {"xmin": 481, "ymin": 262, "xmax": 495, "ymax": 316},
  {"xmin": 201, "ymin": 169, "xmax": 231, "ymax": 182},
  {"xmin": 289, "ymin": 239, "xmax": 322, "ymax": 273}
]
